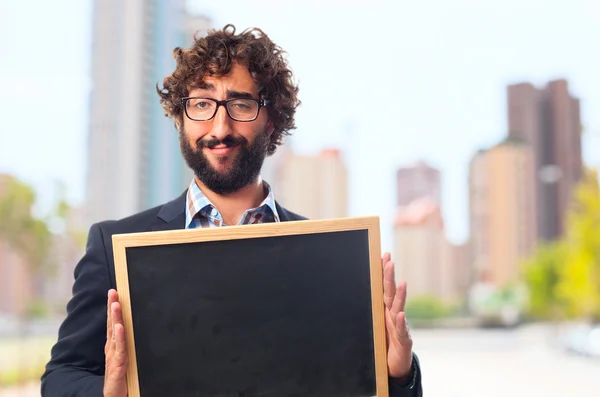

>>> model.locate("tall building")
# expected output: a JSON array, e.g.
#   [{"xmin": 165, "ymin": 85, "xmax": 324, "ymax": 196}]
[
  {"xmin": 468, "ymin": 139, "xmax": 537, "ymax": 287},
  {"xmin": 393, "ymin": 198, "xmax": 444, "ymax": 299},
  {"xmin": 507, "ymin": 79, "xmax": 582, "ymax": 241},
  {"xmin": 275, "ymin": 148, "xmax": 348, "ymax": 219},
  {"xmin": 85, "ymin": 1, "xmax": 212, "ymax": 225},
  {"xmin": 441, "ymin": 241, "xmax": 471, "ymax": 303},
  {"xmin": 393, "ymin": 198, "xmax": 467, "ymax": 302},
  {"xmin": 396, "ymin": 161, "xmax": 441, "ymax": 207}
]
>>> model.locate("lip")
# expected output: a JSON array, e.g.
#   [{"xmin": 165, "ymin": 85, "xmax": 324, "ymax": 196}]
[{"xmin": 208, "ymin": 144, "xmax": 240, "ymax": 156}]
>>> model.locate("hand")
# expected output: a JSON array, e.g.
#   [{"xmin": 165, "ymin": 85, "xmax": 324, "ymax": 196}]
[
  {"xmin": 382, "ymin": 252, "xmax": 414, "ymax": 381},
  {"xmin": 104, "ymin": 289, "xmax": 128, "ymax": 397}
]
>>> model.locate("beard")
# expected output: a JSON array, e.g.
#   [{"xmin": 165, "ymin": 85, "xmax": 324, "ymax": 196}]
[{"xmin": 179, "ymin": 130, "xmax": 270, "ymax": 195}]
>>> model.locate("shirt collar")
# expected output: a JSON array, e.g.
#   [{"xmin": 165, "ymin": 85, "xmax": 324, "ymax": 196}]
[{"xmin": 185, "ymin": 179, "xmax": 280, "ymax": 228}]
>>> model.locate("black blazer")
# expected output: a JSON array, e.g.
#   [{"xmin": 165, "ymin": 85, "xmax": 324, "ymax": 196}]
[{"xmin": 41, "ymin": 191, "xmax": 422, "ymax": 396}]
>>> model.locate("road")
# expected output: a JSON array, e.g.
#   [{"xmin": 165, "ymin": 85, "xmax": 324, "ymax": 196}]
[
  {"xmin": 1, "ymin": 323, "xmax": 599, "ymax": 396},
  {"xmin": 412, "ymin": 323, "xmax": 600, "ymax": 396}
]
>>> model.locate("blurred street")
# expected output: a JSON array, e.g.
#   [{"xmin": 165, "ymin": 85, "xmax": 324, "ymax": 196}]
[
  {"xmin": 1, "ymin": 323, "xmax": 599, "ymax": 396},
  {"xmin": 414, "ymin": 323, "xmax": 600, "ymax": 396}
]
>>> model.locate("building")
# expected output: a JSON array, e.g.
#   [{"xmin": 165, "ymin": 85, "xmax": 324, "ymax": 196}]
[
  {"xmin": 392, "ymin": 198, "xmax": 468, "ymax": 302},
  {"xmin": 393, "ymin": 198, "xmax": 444, "ymax": 299},
  {"xmin": 85, "ymin": 1, "xmax": 212, "ymax": 226},
  {"xmin": 396, "ymin": 161, "xmax": 441, "ymax": 207},
  {"xmin": 275, "ymin": 148, "xmax": 348, "ymax": 220},
  {"xmin": 442, "ymin": 241, "xmax": 471, "ymax": 303},
  {"xmin": 39, "ymin": 206, "xmax": 87, "ymax": 315},
  {"xmin": 0, "ymin": 174, "xmax": 34, "ymax": 317},
  {"xmin": 0, "ymin": 239, "xmax": 33, "ymax": 317},
  {"xmin": 468, "ymin": 139, "xmax": 537, "ymax": 287},
  {"xmin": 507, "ymin": 79, "xmax": 582, "ymax": 241}
]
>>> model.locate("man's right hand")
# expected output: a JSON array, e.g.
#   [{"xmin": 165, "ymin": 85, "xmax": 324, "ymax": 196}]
[{"xmin": 104, "ymin": 289, "xmax": 128, "ymax": 397}]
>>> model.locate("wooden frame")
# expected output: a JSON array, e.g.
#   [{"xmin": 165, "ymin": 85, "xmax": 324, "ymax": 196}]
[{"xmin": 112, "ymin": 216, "xmax": 388, "ymax": 397}]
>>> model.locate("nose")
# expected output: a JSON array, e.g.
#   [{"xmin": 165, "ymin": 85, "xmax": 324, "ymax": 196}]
[{"xmin": 209, "ymin": 104, "xmax": 233, "ymax": 140}]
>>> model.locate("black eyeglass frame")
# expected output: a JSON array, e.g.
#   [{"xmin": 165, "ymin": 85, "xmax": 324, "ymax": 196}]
[{"xmin": 180, "ymin": 97, "xmax": 271, "ymax": 122}]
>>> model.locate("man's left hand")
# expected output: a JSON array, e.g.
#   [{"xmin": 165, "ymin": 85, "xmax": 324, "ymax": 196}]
[{"xmin": 382, "ymin": 252, "xmax": 414, "ymax": 381}]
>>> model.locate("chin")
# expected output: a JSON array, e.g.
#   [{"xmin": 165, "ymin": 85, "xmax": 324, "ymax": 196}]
[{"xmin": 211, "ymin": 161, "xmax": 235, "ymax": 174}]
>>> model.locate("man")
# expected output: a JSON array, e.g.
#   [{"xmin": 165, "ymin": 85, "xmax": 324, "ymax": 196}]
[{"xmin": 42, "ymin": 25, "xmax": 423, "ymax": 396}]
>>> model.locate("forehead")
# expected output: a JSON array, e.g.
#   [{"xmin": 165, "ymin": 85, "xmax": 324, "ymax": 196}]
[{"xmin": 189, "ymin": 63, "xmax": 259, "ymax": 96}]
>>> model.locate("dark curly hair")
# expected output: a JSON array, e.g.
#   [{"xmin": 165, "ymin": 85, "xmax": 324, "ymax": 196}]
[{"xmin": 157, "ymin": 24, "xmax": 300, "ymax": 155}]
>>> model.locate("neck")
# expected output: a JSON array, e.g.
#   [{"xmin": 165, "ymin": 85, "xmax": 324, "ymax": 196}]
[{"xmin": 195, "ymin": 177, "xmax": 266, "ymax": 225}]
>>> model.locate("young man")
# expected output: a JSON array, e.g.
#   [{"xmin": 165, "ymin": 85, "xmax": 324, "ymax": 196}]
[{"xmin": 41, "ymin": 25, "xmax": 423, "ymax": 396}]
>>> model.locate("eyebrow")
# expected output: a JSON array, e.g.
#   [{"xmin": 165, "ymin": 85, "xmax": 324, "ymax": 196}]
[
  {"xmin": 226, "ymin": 90, "xmax": 254, "ymax": 100},
  {"xmin": 194, "ymin": 82, "xmax": 255, "ymax": 99}
]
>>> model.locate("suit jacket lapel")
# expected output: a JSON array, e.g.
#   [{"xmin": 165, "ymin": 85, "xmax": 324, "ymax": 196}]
[
  {"xmin": 275, "ymin": 201, "xmax": 305, "ymax": 222},
  {"xmin": 150, "ymin": 191, "xmax": 187, "ymax": 231},
  {"xmin": 275, "ymin": 201, "xmax": 291, "ymax": 222}
]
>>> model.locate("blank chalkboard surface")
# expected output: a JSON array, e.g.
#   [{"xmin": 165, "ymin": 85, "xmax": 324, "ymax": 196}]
[{"xmin": 113, "ymin": 217, "xmax": 388, "ymax": 397}]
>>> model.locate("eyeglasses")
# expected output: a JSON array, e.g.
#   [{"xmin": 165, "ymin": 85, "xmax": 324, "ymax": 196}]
[{"xmin": 181, "ymin": 97, "xmax": 270, "ymax": 122}]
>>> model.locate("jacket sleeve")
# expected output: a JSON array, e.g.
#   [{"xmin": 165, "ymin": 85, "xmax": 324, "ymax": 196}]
[
  {"xmin": 41, "ymin": 223, "xmax": 112, "ymax": 397},
  {"xmin": 389, "ymin": 353, "xmax": 423, "ymax": 397}
]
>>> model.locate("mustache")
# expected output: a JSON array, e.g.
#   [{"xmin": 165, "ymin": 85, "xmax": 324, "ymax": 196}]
[{"xmin": 198, "ymin": 135, "xmax": 247, "ymax": 150}]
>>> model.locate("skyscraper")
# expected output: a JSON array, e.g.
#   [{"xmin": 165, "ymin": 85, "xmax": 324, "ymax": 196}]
[
  {"xmin": 392, "ymin": 198, "xmax": 468, "ymax": 302},
  {"xmin": 393, "ymin": 198, "xmax": 445, "ymax": 299},
  {"xmin": 507, "ymin": 79, "xmax": 582, "ymax": 241},
  {"xmin": 85, "ymin": 1, "xmax": 212, "ymax": 225},
  {"xmin": 468, "ymin": 139, "xmax": 537, "ymax": 286},
  {"xmin": 396, "ymin": 161, "xmax": 441, "ymax": 207},
  {"xmin": 275, "ymin": 148, "xmax": 348, "ymax": 220}
]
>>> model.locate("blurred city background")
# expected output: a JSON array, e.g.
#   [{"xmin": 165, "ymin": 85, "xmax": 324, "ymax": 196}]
[{"xmin": 1, "ymin": 0, "xmax": 600, "ymax": 395}]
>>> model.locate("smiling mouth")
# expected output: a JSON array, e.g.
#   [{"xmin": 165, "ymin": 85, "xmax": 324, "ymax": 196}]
[{"xmin": 207, "ymin": 144, "xmax": 240, "ymax": 156}]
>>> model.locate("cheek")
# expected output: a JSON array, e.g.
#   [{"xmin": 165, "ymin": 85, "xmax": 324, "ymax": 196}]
[
  {"xmin": 183, "ymin": 121, "xmax": 210, "ymax": 141},
  {"xmin": 245, "ymin": 119, "xmax": 270, "ymax": 140}
]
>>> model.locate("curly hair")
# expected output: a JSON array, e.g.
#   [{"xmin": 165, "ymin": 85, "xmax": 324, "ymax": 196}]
[{"xmin": 157, "ymin": 24, "xmax": 300, "ymax": 155}]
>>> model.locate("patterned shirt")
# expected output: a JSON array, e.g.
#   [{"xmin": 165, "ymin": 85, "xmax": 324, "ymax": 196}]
[{"xmin": 185, "ymin": 179, "xmax": 280, "ymax": 229}]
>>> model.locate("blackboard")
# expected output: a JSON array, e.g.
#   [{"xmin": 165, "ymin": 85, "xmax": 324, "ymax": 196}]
[{"xmin": 113, "ymin": 216, "xmax": 388, "ymax": 397}]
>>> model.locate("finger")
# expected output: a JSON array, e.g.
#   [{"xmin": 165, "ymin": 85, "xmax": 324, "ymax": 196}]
[
  {"xmin": 383, "ymin": 261, "xmax": 396, "ymax": 309},
  {"xmin": 108, "ymin": 301, "xmax": 122, "ymax": 358},
  {"xmin": 106, "ymin": 290, "xmax": 118, "ymax": 354},
  {"xmin": 105, "ymin": 323, "xmax": 128, "ymax": 390},
  {"xmin": 381, "ymin": 252, "xmax": 391, "ymax": 268},
  {"xmin": 113, "ymin": 323, "xmax": 128, "ymax": 370},
  {"xmin": 384, "ymin": 307, "xmax": 396, "ymax": 333},
  {"xmin": 390, "ymin": 281, "xmax": 407, "ymax": 321},
  {"xmin": 395, "ymin": 312, "xmax": 413, "ymax": 348}
]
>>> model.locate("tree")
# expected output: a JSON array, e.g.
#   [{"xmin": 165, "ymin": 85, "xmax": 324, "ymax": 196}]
[
  {"xmin": 556, "ymin": 169, "xmax": 600, "ymax": 321},
  {"xmin": 523, "ymin": 168, "xmax": 600, "ymax": 321},
  {"xmin": 522, "ymin": 241, "xmax": 567, "ymax": 320},
  {"xmin": 0, "ymin": 175, "xmax": 52, "ymax": 273}
]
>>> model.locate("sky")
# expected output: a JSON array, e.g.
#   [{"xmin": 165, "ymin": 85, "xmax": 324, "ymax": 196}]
[{"xmin": 0, "ymin": 0, "xmax": 599, "ymax": 249}]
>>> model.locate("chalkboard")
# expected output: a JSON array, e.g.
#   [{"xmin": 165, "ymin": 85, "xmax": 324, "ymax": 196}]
[{"xmin": 112, "ymin": 216, "xmax": 388, "ymax": 397}]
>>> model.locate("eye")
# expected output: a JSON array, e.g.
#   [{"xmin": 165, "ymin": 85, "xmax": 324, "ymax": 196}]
[
  {"xmin": 232, "ymin": 101, "xmax": 252, "ymax": 110},
  {"xmin": 194, "ymin": 100, "xmax": 212, "ymax": 109}
]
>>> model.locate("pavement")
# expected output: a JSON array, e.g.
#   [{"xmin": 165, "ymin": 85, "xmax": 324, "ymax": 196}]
[{"xmin": 2, "ymin": 323, "xmax": 599, "ymax": 396}]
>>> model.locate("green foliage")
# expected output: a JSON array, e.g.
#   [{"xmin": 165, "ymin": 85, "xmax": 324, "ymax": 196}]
[
  {"xmin": 556, "ymin": 169, "xmax": 600, "ymax": 320},
  {"xmin": 523, "ymin": 168, "xmax": 600, "ymax": 321},
  {"xmin": 523, "ymin": 242, "xmax": 567, "ymax": 319},
  {"xmin": 405, "ymin": 295, "xmax": 451, "ymax": 321},
  {"xmin": 0, "ymin": 175, "xmax": 52, "ymax": 271},
  {"xmin": 0, "ymin": 175, "xmax": 86, "ymax": 319},
  {"xmin": 25, "ymin": 298, "xmax": 51, "ymax": 319},
  {"xmin": 0, "ymin": 366, "xmax": 45, "ymax": 387}
]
